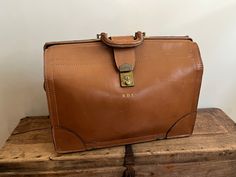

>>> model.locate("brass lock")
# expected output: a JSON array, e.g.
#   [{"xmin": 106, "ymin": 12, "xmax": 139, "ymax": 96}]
[
  {"xmin": 120, "ymin": 71, "xmax": 134, "ymax": 87},
  {"xmin": 119, "ymin": 63, "xmax": 135, "ymax": 87}
]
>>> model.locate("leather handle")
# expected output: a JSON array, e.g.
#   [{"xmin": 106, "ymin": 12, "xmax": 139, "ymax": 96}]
[{"xmin": 99, "ymin": 31, "xmax": 145, "ymax": 48}]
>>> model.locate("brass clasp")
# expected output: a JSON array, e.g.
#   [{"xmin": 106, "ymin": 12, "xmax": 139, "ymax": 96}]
[{"xmin": 119, "ymin": 64, "xmax": 134, "ymax": 87}]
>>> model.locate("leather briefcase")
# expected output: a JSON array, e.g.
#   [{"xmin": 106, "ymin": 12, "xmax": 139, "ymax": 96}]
[{"xmin": 44, "ymin": 32, "xmax": 203, "ymax": 153}]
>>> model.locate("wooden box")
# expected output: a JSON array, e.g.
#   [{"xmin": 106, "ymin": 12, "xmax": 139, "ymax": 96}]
[{"xmin": 0, "ymin": 108, "xmax": 235, "ymax": 177}]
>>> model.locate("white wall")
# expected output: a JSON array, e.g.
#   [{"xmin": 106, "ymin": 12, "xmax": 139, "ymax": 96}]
[{"xmin": 0, "ymin": 0, "xmax": 236, "ymax": 147}]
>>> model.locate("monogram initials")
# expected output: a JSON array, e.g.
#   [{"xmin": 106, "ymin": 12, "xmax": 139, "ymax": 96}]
[{"xmin": 122, "ymin": 93, "xmax": 134, "ymax": 98}]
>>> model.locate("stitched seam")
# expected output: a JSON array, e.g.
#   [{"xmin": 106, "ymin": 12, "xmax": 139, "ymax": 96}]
[
  {"xmin": 51, "ymin": 55, "xmax": 60, "ymax": 126},
  {"xmin": 165, "ymin": 111, "xmax": 196, "ymax": 137},
  {"xmin": 49, "ymin": 52, "xmax": 87, "ymax": 148},
  {"xmin": 45, "ymin": 51, "xmax": 59, "ymax": 150},
  {"xmin": 45, "ymin": 51, "xmax": 54, "ymax": 125},
  {"xmin": 187, "ymin": 43, "xmax": 198, "ymax": 117},
  {"xmin": 55, "ymin": 126, "xmax": 86, "ymax": 147},
  {"xmin": 87, "ymin": 133, "xmax": 164, "ymax": 146},
  {"xmin": 52, "ymin": 128, "xmax": 58, "ymax": 151},
  {"xmin": 191, "ymin": 43, "xmax": 201, "ymax": 112},
  {"xmin": 194, "ymin": 43, "xmax": 204, "ymax": 70}
]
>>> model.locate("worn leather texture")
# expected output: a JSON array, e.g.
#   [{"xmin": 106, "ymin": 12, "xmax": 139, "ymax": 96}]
[{"xmin": 44, "ymin": 32, "xmax": 203, "ymax": 153}]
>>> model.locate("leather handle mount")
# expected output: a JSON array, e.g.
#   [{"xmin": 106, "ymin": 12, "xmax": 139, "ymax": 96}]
[{"xmin": 99, "ymin": 31, "xmax": 145, "ymax": 48}]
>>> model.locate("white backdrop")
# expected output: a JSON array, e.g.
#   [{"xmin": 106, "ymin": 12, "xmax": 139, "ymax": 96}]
[{"xmin": 0, "ymin": 0, "xmax": 236, "ymax": 147}]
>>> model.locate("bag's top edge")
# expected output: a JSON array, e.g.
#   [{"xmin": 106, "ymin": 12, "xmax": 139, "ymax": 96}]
[{"xmin": 44, "ymin": 36, "xmax": 193, "ymax": 50}]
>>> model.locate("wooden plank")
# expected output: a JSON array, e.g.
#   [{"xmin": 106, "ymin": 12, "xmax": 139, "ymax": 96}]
[
  {"xmin": 0, "ymin": 160, "xmax": 236, "ymax": 177},
  {"xmin": 0, "ymin": 108, "xmax": 235, "ymax": 176}
]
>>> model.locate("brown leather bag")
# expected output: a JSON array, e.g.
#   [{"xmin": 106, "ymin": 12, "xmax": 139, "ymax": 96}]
[{"xmin": 44, "ymin": 32, "xmax": 203, "ymax": 153}]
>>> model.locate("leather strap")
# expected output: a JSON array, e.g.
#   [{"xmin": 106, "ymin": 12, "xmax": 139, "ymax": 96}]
[
  {"xmin": 113, "ymin": 47, "xmax": 136, "ymax": 71},
  {"xmin": 100, "ymin": 31, "xmax": 144, "ymax": 48},
  {"xmin": 100, "ymin": 32, "xmax": 143, "ymax": 71},
  {"xmin": 123, "ymin": 144, "xmax": 135, "ymax": 177}
]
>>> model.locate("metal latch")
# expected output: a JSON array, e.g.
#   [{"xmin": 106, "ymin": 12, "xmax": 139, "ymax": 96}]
[{"xmin": 119, "ymin": 64, "xmax": 134, "ymax": 87}]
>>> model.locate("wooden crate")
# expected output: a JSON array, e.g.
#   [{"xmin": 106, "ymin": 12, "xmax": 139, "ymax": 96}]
[{"xmin": 0, "ymin": 108, "xmax": 235, "ymax": 177}]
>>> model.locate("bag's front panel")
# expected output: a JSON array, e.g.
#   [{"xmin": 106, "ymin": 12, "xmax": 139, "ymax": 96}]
[{"xmin": 44, "ymin": 38, "xmax": 203, "ymax": 152}]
